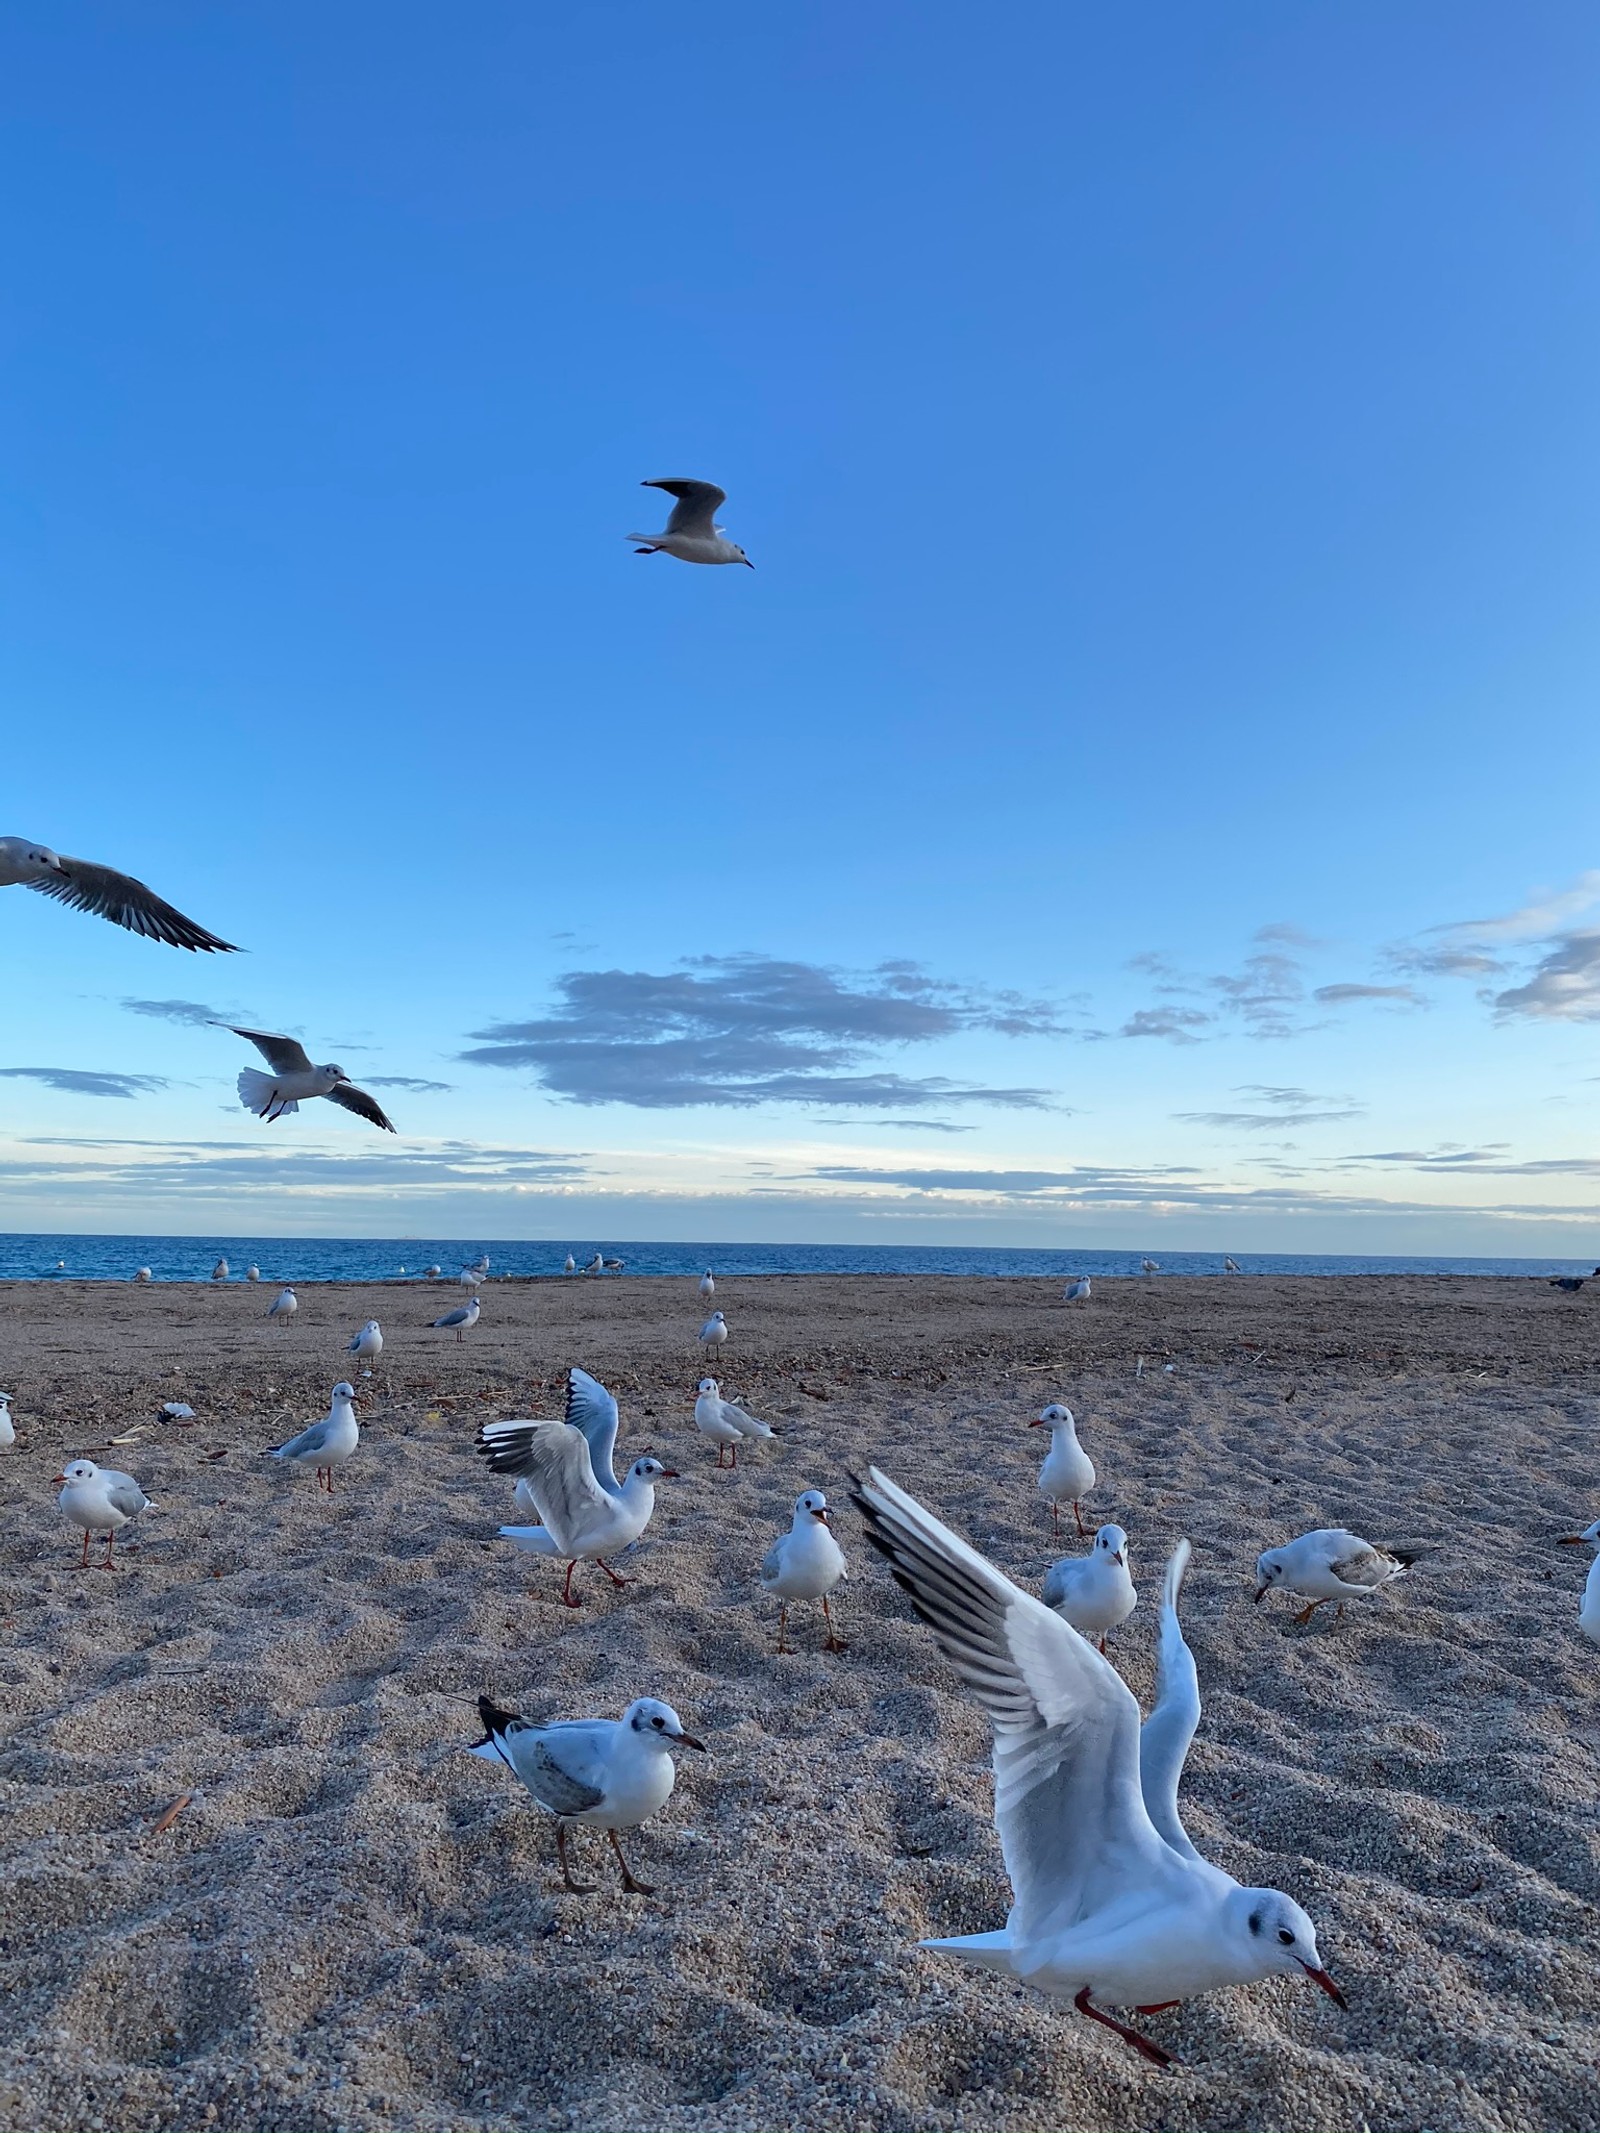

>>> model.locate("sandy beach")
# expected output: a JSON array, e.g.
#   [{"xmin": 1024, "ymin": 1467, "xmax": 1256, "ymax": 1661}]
[{"xmin": 1, "ymin": 1272, "xmax": 1598, "ymax": 2132}]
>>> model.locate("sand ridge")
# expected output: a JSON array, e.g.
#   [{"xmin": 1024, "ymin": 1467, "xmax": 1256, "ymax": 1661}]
[{"xmin": 1, "ymin": 1273, "xmax": 1598, "ymax": 2131}]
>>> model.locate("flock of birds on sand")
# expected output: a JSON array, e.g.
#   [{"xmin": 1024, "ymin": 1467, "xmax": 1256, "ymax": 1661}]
[{"xmin": 14, "ymin": 1266, "xmax": 1599, "ymax": 2073}]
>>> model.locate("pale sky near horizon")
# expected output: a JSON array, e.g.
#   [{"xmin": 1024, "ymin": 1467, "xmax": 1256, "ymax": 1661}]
[{"xmin": 3, "ymin": 3, "xmax": 1599, "ymax": 1252}]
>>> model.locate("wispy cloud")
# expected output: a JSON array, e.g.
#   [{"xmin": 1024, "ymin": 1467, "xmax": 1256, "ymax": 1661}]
[
  {"xmin": 1434, "ymin": 872, "xmax": 1600, "ymax": 946},
  {"xmin": 0, "ymin": 1068, "xmax": 169, "ymax": 1099},
  {"xmin": 365, "ymin": 1075, "xmax": 455, "ymax": 1093},
  {"xmin": 1311, "ymin": 983, "xmax": 1421, "ymax": 1006},
  {"xmin": 461, "ymin": 955, "xmax": 1063, "ymax": 1110},
  {"xmin": 1099, "ymin": 1007, "xmax": 1213, "ymax": 1044},
  {"xmin": 120, "ymin": 997, "xmax": 234, "ymax": 1028},
  {"xmin": 1491, "ymin": 930, "xmax": 1600, "ymax": 1023},
  {"xmin": 0, "ymin": 1136, "xmax": 591, "ymax": 1193},
  {"xmin": 1175, "ymin": 1107, "xmax": 1361, "ymax": 1130}
]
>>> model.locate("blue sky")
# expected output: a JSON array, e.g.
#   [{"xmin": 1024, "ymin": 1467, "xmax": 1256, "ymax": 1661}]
[{"xmin": 2, "ymin": 2, "xmax": 1599, "ymax": 1250}]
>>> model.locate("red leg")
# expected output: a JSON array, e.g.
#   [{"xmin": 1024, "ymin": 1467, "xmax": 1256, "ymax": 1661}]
[
  {"xmin": 822, "ymin": 1594, "xmax": 847, "ymax": 1652},
  {"xmin": 608, "ymin": 1828, "xmax": 655, "ymax": 1895},
  {"xmin": 1098, "ymin": 1635, "xmax": 1107, "ymax": 1654},
  {"xmin": 1073, "ymin": 1987, "xmax": 1173, "ymax": 2069},
  {"xmin": 562, "ymin": 1559, "xmax": 582, "ymax": 1607},
  {"xmin": 596, "ymin": 1557, "xmax": 629, "ymax": 1588},
  {"xmin": 1293, "ymin": 1599, "xmax": 1324, "ymax": 1627},
  {"xmin": 103, "ymin": 1531, "xmax": 117, "ymax": 1570},
  {"xmin": 80, "ymin": 1529, "xmax": 91, "ymax": 1569},
  {"xmin": 1074, "ymin": 1500, "xmax": 1088, "ymax": 1539},
  {"xmin": 1136, "ymin": 2001, "xmax": 1181, "ymax": 2015}
]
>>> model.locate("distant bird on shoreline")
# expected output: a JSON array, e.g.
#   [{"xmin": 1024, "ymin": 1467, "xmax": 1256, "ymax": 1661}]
[
  {"xmin": 699, "ymin": 1270, "xmax": 715, "ymax": 1299},
  {"xmin": 211, "ymin": 1258, "xmax": 229, "ymax": 1282},
  {"xmin": 266, "ymin": 1286, "xmax": 297, "ymax": 1326},
  {"xmin": 1063, "ymin": 1276, "xmax": 1091, "ymax": 1301},
  {"xmin": 1224, "ymin": 1257, "xmax": 1241, "ymax": 1273},
  {"xmin": 1550, "ymin": 1276, "xmax": 1587, "ymax": 1294},
  {"xmin": 0, "ymin": 1393, "xmax": 13, "ymax": 1450},
  {"xmin": 0, "ymin": 834, "xmax": 238, "ymax": 951},
  {"xmin": 629, "ymin": 479, "xmax": 754, "ymax": 567},
  {"xmin": 133, "ymin": 1266, "xmax": 152, "ymax": 1283},
  {"xmin": 1141, "ymin": 1258, "xmax": 1161, "ymax": 1275},
  {"xmin": 431, "ymin": 1295, "xmax": 480, "ymax": 1343},
  {"xmin": 219, "ymin": 1027, "xmax": 396, "ymax": 1132}
]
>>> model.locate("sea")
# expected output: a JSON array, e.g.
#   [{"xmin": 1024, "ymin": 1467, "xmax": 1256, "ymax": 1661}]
[{"xmin": 0, "ymin": 1235, "xmax": 1594, "ymax": 1284}]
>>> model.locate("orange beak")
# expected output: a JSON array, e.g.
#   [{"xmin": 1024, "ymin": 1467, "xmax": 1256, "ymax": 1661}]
[{"xmin": 1298, "ymin": 1960, "xmax": 1347, "ymax": 2008}]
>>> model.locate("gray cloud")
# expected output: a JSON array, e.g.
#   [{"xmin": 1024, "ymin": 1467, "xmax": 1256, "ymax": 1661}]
[
  {"xmin": 0, "ymin": 1068, "xmax": 169, "ymax": 1099},
  {"xmin": 1312, "ymin": 983, "xmax": 1421, "ymax": 1006},
  {"xmin": 1099, "ymin": 1007, "xmax": 1213, "ymax": 1044},
  {"xmin": 1491, "ymin": 930, "xmax": 1600, "ymax": 1023},
  {"xmin": 1434, "ymin": 873, "xmax": 1600, "ymax": 946},
  {"xmin": 0, "ymin": 1136, "xmax": 590, "ymax": 1193},
  {"xmin": 1386, "ymin": 943, "xmax": 1506, "ymax": 979},
  {"xmin": 120, "ymin": 998, "xmax": 234, "ymax": 1028},
  {"xmin": 1254, "ymin": 922, "xmax": 1325, "ymax": 948},
  {"xmin": 365, "ymin": 1076, "xmax": 455, "ymax": 1093},
  {"xmin": 461, "ymin": 955, "xmax": 1062, "ymax": 1110},
  {"xmin": 1175, "ymin": 1108, "xmax": 1361, "ymax": 1131},
  {"xmin": 1099, "ymin": 946, "xmax": 1313, "ymax": 1044},
  {"xmin": 813, "ymin": 1118, "xmax": 978, "ymax": 1133}
]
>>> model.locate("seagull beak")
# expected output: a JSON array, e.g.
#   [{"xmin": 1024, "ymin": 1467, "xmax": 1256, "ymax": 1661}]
[
  {"xmin": 658, "ymin": 1467, "xmax": 680, "ymax": 1480},
  {"xmin": 1253, "ymin": 1583, "xmax": 1270, "ymax": 1602},
  {"xmin": 742, "ymin": 557, "xmax": 755, "ymax": 568},
  {"xmin": 812, "ymin": 1507, "xmax": 831, "ymax": 1523},
  {"xmin": 51, "ymin": 1473, "xmax": 66, "ymax": 1485},
  {"xmin": 1111, "ymin": 1550, "xmax": 1124, "ymax": 1566},
  {"xmin": 1028, "ymin": 1416, "xmax": 1047, "ymax": 1429},
  {"xmin": 674, "ymin": 1731, "xmax": 707, "ymax": 1751},
  {"xmin": 1558, "ymin": 1535, "xmax": 1587, "ymax": 1545},
  {"xmin": 1298, "ymin": 1960, "xmax": 1347, "ymax": 2008}
]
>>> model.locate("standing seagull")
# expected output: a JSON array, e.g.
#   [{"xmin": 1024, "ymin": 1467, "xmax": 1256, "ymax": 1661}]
[
  {"xmin": 698, "ymin": 1310, "xmax": 729, "ymax": 1355},
  {"xmin": 0, "ymin": 1393, "xmax": 14, "ymax": 1450},
  {"xmin": 1032, "ymin": 1403, "xmax": 1095, "ymax": 1539},
  {"xmin": 211, "ymin": 1258, "xmax": 229, "ymax": 1282},
  {"xmin": 1140, "ymin": 1258, "xmax": 1161, "ymax": 1275},
  {"xmin": 266, "ymin": 1286, "xmax": 297, "ymax": 1327},
  {"xmin": 1223, "ymin": 1258, "xmax": 1242, "ymax": 1273},
  {"xmin": 267, "ymin": 1380, "xmax": 361, "ymax": 1493},
  {"xmin": 1558, "ymin": 1520, "xmax": 1600, "ymax": 1645},
  {"xmin": 629, "ymin": 479, "xmax": 754, "ymax": 567},
  {"xmin": 698, "ymin": 1269, "xmax": 715, "ymax": 1299},
  {"xmin": 760, "ymin": 1490, "xmax": 848, "ymax": 1653},
  {"xmin": 346, "ymin": 1319, "xmax": 383, "ymax": 1372},
  {"xmin": 1254, "ymin": 1529, "xmax": 1427, "ymax": 1626},
  {"xmin": 219, "ymin": 1026, "xmax": 396, "ymax": 1132},
  {"xmin": 693, "ymin": 1377, "xmax": 775, "ymax": 1468},
  {"xmin": 430, "ymin": 1295, "xmax": 480, "ymax": 1344},
  {"xmin": 1042, "ymin": 1525, "xmax": 1137, "ymax": 1653},
  {"xmin": 470, "ymin": 1693, "xmax": 704, "ymax": 1895},
  {"xmin": 55, "ymin": 1459, "xmax": 154, "ymax": 1568},
  {"xmin": 133, "ymin": 1266, "xmax": 153, "ymax": 1283},
  {"xmin": 479, "ymin": 1419, "xmax": 677, "ymax": 1608},
  {"xmin": 851, "ymin": 1469, "xmax": 1344, "ymax": 2068},
  {"xmin": 1063, "ymin": 1277, "xmax": 1091, "ymax": 1302},
  {"xmin": 563, "ymin": 1254, "xmax": 577, "ymax": 1275},
  {"xmin": 245, "ymin": 1265, "xmax": 262, "ymax": 1283},
  {"xmin": 0, "ymin": 835, "xmax": 238, "ymax": 951}
]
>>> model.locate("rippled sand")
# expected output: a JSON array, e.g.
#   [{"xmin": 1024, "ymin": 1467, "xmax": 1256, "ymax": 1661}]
[{"xmin": 1, "ymin": 1272, "xmax": 1597, "ymax": 2131}]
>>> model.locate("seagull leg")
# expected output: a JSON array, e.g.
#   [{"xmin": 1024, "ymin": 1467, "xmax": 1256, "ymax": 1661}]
[
  {"xmin": 1073, "ymin": 1988, "xmax": 1173, "ymax": 2069},
  {"xmin": 102, "ymin": 1531, "xmax": 116, "ymax": 1571},
  {"xmin": 596, "ymin": 1557, "xmax": 630, "ymax": 1588},
  {"xmin": 776, "ymin": 1603, "xmax": 789, "ymax": 1655},
  {"xmin": 1074, "ymin": 1499, "xmax": 1089, "ymax": 1539},
  {"xmin": 729, "ymin": 1443, "xmax": 738, "ymax": 1469},
  {"xmin": 1293, "ymin": 1600, "xmax": 1324, "ymax": 1627},
  {"xmin": 608, "ymin": 1829, "xmax": 656, "ymax": 1896},
  {"xmin": 1052, "ymin": 1500, "xmax": 1061, "ymax": 1539},
  {"xmin": 822, "ymin": 1596, "xmax": 848, "ymax": 1653},
  {"xmin": 556, "ymin": 1823, "xmax": 595, "ymax": 1895},
  {"xmin": 561, "ymin": 1560, "xmax": 582, "ymax": 1608},
  {"xmin": 79, "ymin": 1529, "xmax": 91, "ymax": 1570},
  {"xmin": 1098, "ymin": 1635, "xmax": 1107, "ymax": 1655},
  {"xmin": 1136, "ymin": 2000, "xmax": 1181, "ymax": 2015}
]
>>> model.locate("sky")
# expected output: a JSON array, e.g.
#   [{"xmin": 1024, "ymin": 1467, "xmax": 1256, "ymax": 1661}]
[{"xmin": 2, "ymin": 2, "xmax": 1599, "ymax": 1252}]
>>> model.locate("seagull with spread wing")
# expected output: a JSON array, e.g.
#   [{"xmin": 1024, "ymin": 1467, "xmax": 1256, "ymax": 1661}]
[
  {"xmin": 217, "ymin": 1026, "xmax": 396, "ymax": 1131},
  {"xmin": 628, "ymin": 479, "xmax": 754, "ymax": 566},
  {"xmin": 0, "ymin": 835, "xmax": 237, "ymax": 951}
]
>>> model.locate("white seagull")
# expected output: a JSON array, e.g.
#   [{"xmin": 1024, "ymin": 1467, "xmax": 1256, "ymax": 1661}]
[
  {"xmin": 211, "ymin": 1258, "xmax": 229, "ymax": 1281},
  {"xmin": 698, "ymin": 1310, "xmax": 728, "ymax": 1354},
  {"xmin": 246, "ymin": 1265, "xmax": 262, "ymax": 1282},
  {"xmin": 267, "ymin": 1380, "xmax": 361, "ymax": 1492},
  {"xmin": 346, "ymin": 1318, "xmax": 383, "ymax": 1371},
  {"xmin": 55, "ymin": 1458, "xmax": 154, "ymax": 1568},
  {"xmin": 0, "ymin": 834, "xmax": 238, "ymax": 951},
  {"xmin": 1063, "ymin": 1276, "xmax": 1091, "ymax": 1301},
  {"xmin": 1254, "ymin": 1529, "xmax": 1427, "ymax": 1626},
  {"xmin": 479, "ymin": 1418, "xmax": 677, "ymax": 1608},
  {"xmin": 512, "ymin": 1367, "xmax": 625, "ymax": 1517},
  {"xmin": 470, "ymin": 1692, "xmax": 704, "ymax": 1894},
  {"xmin": 133, "ymin": 1266, "xmax": 153, "ymax": 1283},
  {"xmin": 1140, "ymin": 1258, "xmax": 1161, "ymax": 1275},
  {"xmin": 852, "ymin": 1471, "xmax": 1345, "ymax": 2068},
  {"xmin": 563, "ymin": 1254, "xmax": 576, "ymax": 1275},
  {"xmin": 430, "ymin": 1295, "xmax": 480, "ymax": 1343},
  {"xmin": 1042, "ymin": 1525, "xmax": 1137, "ymax": 1652},
  {"xmin": 266, "ymin": 1286, "xmax": 298, "ymax": 1326},
  {"xmin": 1558, "ymin": 1520, "xmax": 1600, "ymax": 1644},
  {"xmin": 629, "ymin": 478, "xmax": 754, "ymax": 567},
  {"xmin": 155, "ymin": 1400, "xmax": 196, "ymax": 1424},
  {"xmin": 693, "ymin": 1377, "xmax": 775, "ymax": 1468},
  {"xmin": 698, "ymin": 1269, "xmax": 715, "ymax": 1299},
  {"xmin": 422, "ymin": 1264, "xmax": 443, "ymax": 1279},
  {"xmin": 759, "ymin": 1490, "xmax": 848, "ymax": 1653},
  {"xmin": 219, "ymin": 1025, "xmax": 396, "ymax": 1132},
  {"xmin": 0, "ymin": 1393, "xmax": 14, "ymax": 1450},
  {"xmin": 1032, "ymin": 1403, "xmax": 1095, "ymax": 1539},
  {"xmin": 582, "ymin": 1252, "xmax": 604, "ymax": 1275},
  {"xmin": 1224, "ymin": 1257, "xmax": 1241, "ymax": 1273}
]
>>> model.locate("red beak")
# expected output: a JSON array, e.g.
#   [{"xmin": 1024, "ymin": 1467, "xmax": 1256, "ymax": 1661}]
[
  {"xmin": 812, "ymin": 1507, "xmax": 831, "ymax": 1523},
  {"xmin": 1028, "ymin": 1417, "xmax": 1047, "ymax": 1429},
  {"xmin": 1298, "ymin": 1960, "xmax": 1347, "ymax": 2008},
  {"xmin": 51, "ymin": 1473, "xmax": 66, "ymax": 1485},
  {"xmin": 1252, "ymin": 1584, "xmax": 1270, "ymax": 1602}
]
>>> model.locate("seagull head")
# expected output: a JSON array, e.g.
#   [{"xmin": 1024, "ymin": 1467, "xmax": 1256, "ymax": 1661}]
[
  {"xmin": 1232, "ymin": 1888, "xmax": 1345, "ymax": 2005},
  {"xmin": 1558, "ymin": 1518, "xmax": 1600, "ymax": 1550},
  {"xmin": 625, "ymin": 1698, "xmax": 705, "ymax": 1751},
  {"xmin": 1093, "ymin": 1524, "xmax": 1128, "ymax": 1568},
  {"xmin": 798, "ymin": 1489, "xmax": 831, "ymax": 1525},
  {"xmin": 697, "ymin": 1377, "xmax": 719, "ymax": 1396},
  {"xmin": 321, "ymin": 1063, "xmax": 350, "ymax": 1083},
  {"xmin": 56, "ymin": 1458, "xmax": 99, "ymax": 1486},
  {"xmin": 631, "ymin": 1456, "xmax": 679, "ymax": 1483},
  {"xmin": 331, "ymin": 1381, "xmax": 357, "ymax": 1402},
  {"xmin": 15, "ymin": 841, "xmax": 65, "ymax": 873},
  {"xmin": 1253, "ymin": 1547, "xmax": 1288, "ymax": 1600},
  {"xmin": 1031, "ymin": 1402, "xmax": 1074, "ymax": 1430}
]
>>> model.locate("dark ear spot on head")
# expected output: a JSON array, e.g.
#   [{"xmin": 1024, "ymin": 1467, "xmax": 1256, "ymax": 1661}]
[{"xmin": 1248, "ymin": 1910, "xmax": 1263, "ymax": 1935}]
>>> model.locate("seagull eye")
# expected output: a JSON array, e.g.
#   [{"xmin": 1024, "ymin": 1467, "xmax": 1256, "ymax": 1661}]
[
  {"xmin": 1277, "ymin": 1928, "xmax": 1295, "ymax": 1945},
  {"xmin": 653, "ymin": 1716, "xmax": 665, "ymax": 1729}
]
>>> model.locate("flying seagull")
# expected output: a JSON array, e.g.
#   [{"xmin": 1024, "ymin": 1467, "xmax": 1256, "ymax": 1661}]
[
  {"xmin": 0, "ymin": 835, "xmax": 237, "ymax": 951},
  {"xmin": 217, "ymin": 1026, "xmax": 396, "ymax": 1131},
  {"xmin": 628, "ymin": 479, "xmax": 754, "ymax": 567}
]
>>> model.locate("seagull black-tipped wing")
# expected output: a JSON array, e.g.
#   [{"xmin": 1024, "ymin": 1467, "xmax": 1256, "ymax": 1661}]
[
  {"xmin": 565, "ymin": 1367, "xmax": 620, "ymax": 1489},
  {"xmin": 224, "ymin": 1027, "xmax": 314, "ymax": 1075},
  {"xmin": 328, "ymin": 1082, "xmax": 397, "ymax": 1132},
  {"xmin": 33, "ymin": 856, "xmax": 239, "ymax": 952},
  {"xmin": 642, "ymin": 477, "xmax": 726, "ymax": 536}
]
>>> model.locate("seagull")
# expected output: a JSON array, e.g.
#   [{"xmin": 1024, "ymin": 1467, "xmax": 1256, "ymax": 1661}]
[
  {"xmin": 0, "ymin": 1393, "xmax": 14, "ymax": 1450},
  {"xmin": 582, "ymin": 1252, "xmax": 604, "ymax": 1275},
  {"xmin": 266, "ymin": 1286, "xmax": 297, "ymax": 1326},
  {"xmin": 469, "ymin": 1692, "xmax": 704, "ymax": 1895},
  {"xmin": 1557, "ymin": 1521, "xmax": 1600, "ymax": 1644},
  {"xmin": 346, "ymin": 1319, "xmax": 383, "ymax": 1371},
  {"xmin": 1223, "ymin": 1257, "xmax": 1241, "ymax": 1273},
  {"xmin": 211, "ymin": 1258, "xmax": 229, "ymax": 1282},
  {"xmin": 218, "ymin": 1026, "xmax": 397, "ymax": 1131},
  {"xmin": 698, "ymin": 1269, "xmax": 715, "ymax": 1299},
  {"xmin": 603, "ymin": 1256, "xmax": 626, "ymax": 1273},
  {"xmin": 422, "ymin": 1264, "xmax": 443, "ymax": 1279},
  {"xmin": 1254, "ymin": 1529, "xmax": 1427, "ymax": 1625},
  {"xmin": 760, "ymin": 1490, "xmax": 848, "ymax": 1652},
  {"xmin": 511, "ymin": 1367, "xmax": 624, "ymax": 1518},
  {"xmin": 430, "ymin": 1295, "xmax": 480, "ymax": 1343},
  {"xmin": 851, "ymin": 1469, "xmax": 1345, "ymax": 2068},
  {"xmin": 464, "ymin": 1254, "xmax": 490, "ymax": 1278},
  {"xmin": 155, "ymin": 1401, "xmax": 196, "ymax": 1424},
  {"xmin": 563, "ymin": 1254, "xmax": 576, "ymax": 1275},
  {"xmin": 1063, "ymin": 1276, "xmax": 1091, "ymax": 1301},
  {"xmin": 1032, "ymin": 1403, "xmax": 1095, "ymax": 1539},
  {"xmin": 245, "ymin": 1265, "xmax": 261, "ymax": 1282},
  {"xmin": 1042, "ymin": 1526, "xmax": 1137, "ymax": 1653},
  {"xmin": 698, "ymin": 1310, "xmax": 728, "ymax": 1353},
  {"xmin": 693, "ymin": 1377, "xmax": 775, "ymax": 1468},
  {"xmin": 629, "ymin": 479, "xmax": 754, "ymax": 567},
  {"xmin": 1140, "ymin": 1258, "xmax": 1161, "ymax": 1275},
  {"xmin": 133, "ymin": 1266, "xmax": 152, "ymax": 1283},
  {"xmin": 55, "ymin": 1458, "xmax": 154, "ymax": 1568},
  {"xmin": 0, "ymin": 834, "xmax": 238, "ymax": 951},
  {"xmin": 267, "ymin": 1381, "xmax": 360, "ymax": 1492},
  {"xmin": 1550, "ymin": 1276, "xmax": 1587, "ymax": 1293},
  {"xmin": 478, "ymin": 1419, "xmax": 677, "ymax": 1608}
]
